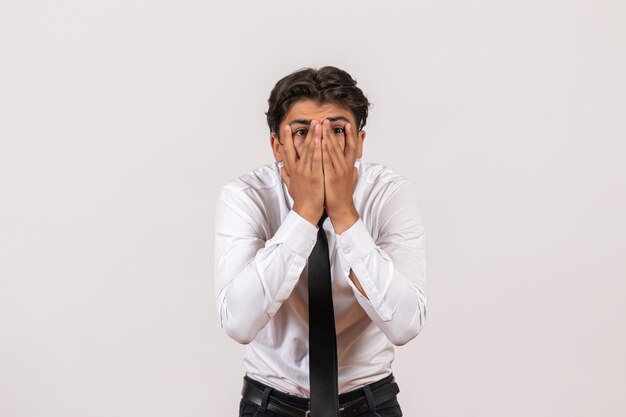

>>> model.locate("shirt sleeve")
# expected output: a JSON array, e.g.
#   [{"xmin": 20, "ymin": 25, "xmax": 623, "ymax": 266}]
[
  {"xmin": 213, "ymin": 186, "xmax": 318, "ymax": 344},
  {"xmin": 335, "ymin": 179, "xmax": 428, "ymax": 346}
]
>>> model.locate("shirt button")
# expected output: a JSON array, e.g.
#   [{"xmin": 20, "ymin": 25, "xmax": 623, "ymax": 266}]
[{"xmin": 343, "ymin": 248, "xmax": 351, "ymax": 255}]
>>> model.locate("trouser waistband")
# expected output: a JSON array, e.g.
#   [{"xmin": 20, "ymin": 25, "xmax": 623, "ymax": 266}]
[{"xmin": 242, "ymin": 373, "xmax": 395, "ymax": 409}]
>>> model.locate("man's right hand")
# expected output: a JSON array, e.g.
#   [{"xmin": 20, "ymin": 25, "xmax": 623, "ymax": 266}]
[{"xmin": 279, "ymin": 120, "xmax": 325, "ymax": 226}]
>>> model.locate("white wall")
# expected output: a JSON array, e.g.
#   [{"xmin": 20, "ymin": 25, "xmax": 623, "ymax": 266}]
[{"xmin": 1, "ymin": 1, "xmax": 625, "ymax": 416}]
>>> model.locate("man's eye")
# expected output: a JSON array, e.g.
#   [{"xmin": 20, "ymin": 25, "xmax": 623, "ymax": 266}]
[
  {"xmin": 333, "ymin": 127, "xmax": 345, "ymax": 135},
  {"xmin": 294, "ymin": 128, "xmax": 308, "ymax": 137}
]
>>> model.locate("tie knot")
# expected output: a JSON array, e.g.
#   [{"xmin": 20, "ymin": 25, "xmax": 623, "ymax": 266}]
[{"xmin": 317, "ymin": 210, "xmax": 328, "ymax": 227}]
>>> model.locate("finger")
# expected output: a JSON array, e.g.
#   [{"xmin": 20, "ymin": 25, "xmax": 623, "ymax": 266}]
[
  {"xmin": 312, "ymin": 127, "xmax": 323, "ymax": 177},
  {"xmin": 281, "ymin": 125, "xmax": 297, "ymax": 167},
  {"xmin": 321, "ymin": 134, "xmax": 331, "ymax": 177},
  {"xmin": 298, "ymin": 119, "xmax": 317, "ymax": 164},
  {"xmin": 322, "ymin": 120, "xmax": 346, "ymax": 171},
  {"xmin": 303, "ymin": 120, "xmax": 320, "ymax": 171},
  {"xmin": 355, "ymin": 125, "xmax": 364, "ymax": 161},
  {"xmin": 344, "ymin": 122, "xmax": 358, "ymax": 167}
]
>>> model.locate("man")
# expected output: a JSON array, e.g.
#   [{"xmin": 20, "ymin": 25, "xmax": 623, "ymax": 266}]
[{"xmin": 214, "ymin": 66, "xmax": 427, "ymax": 416}]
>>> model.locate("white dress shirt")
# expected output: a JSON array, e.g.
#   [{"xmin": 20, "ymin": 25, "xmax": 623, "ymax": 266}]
[{"xmin": 213, "ymin": 158, "xmax": 427, "ymax": 397}]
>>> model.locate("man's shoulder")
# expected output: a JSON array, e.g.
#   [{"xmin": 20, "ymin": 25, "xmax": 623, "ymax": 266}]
[
  {"xmin": 220, "ymin": 162, "xmax": 281, "ymax": 196},
  {"xmin": 359, "ymin": 159, "xmax": 410, "ymax": 187}
]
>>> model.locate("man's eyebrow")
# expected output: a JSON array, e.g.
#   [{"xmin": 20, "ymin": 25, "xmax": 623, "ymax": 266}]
[
  {"xmin": 288, "ymin": 119, "xmax": 312, "ymax": 126},
  {"xmin": 327, "ymin": 116, "xmax": 350, "ymax": 123},
  {"xmin": 287, "ymin": 116, "xmax": 350, "ymax": 126}
]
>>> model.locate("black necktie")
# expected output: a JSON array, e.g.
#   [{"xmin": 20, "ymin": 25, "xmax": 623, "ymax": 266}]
[{"xmin": 308, "ymin": 210, "xmax": 339, "ymax": 416}]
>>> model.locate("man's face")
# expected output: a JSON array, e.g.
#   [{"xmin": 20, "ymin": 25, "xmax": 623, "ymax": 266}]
[{"xmin": 270, "ymin": 99, "xmax": 365, "ymax": 162}]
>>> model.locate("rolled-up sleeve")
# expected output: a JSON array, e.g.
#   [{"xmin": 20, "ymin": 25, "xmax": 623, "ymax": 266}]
[
  {"xmin": 214, "ymin": 186, "xmax": 318, "ymax": 344},
  {"xmin": 335, "ymin": 179, "xmax": 427, "ymax": 346}
]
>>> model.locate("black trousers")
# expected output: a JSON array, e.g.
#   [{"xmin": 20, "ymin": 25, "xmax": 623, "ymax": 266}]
[{"xmin": 239, "ymin": 373, "xmax": 403, "ymax": 417}]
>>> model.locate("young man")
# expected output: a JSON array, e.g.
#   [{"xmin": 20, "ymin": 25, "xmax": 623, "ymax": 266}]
[{"xmin": 214, "ymin": 66, "xmax": 427, "ymax": 416}]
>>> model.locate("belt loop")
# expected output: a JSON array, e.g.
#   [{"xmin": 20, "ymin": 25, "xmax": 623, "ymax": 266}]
[
  {"xmin": 259, "ymin": 387, "xmax": 272, "ymax": 412},
  {"xmin": 363, "ymin": 385, "xmax": 376, "ymax": 411}
]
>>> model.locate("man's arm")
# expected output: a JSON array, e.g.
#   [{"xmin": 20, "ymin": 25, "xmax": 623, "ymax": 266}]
[
  {"xmin": 320, "ymin": 119, "xmax": 427, "ymax": 346},
  {"xmin": 335, "ymin": 179, "xmax": 428, "ymax": 346},
  {"xmin": 214, "ymin": 186, "xmax": 319, "ymax": 344},
  {"xmin": 215, "ymin": 122, "xmax": 325, "ymax": 345}
]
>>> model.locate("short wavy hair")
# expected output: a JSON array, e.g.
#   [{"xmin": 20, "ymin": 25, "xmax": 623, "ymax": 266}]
[{"xmin": 266, "ymin": 66, "xmax": 371, "ymax": 136}]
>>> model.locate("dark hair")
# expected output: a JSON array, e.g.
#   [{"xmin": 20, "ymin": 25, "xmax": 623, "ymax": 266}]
[{"xmin": 266, "ymin": 66, "xmax": 371, "ymax": 136}]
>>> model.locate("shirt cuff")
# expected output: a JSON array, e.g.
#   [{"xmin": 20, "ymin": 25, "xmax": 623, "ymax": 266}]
[
  {"xmin": 335, "ymin": 217, "xmax": 377, "ymax": 262},
  {"xmin": 267, "ymin": 209, "xmax": 319, "ymax": 258}
]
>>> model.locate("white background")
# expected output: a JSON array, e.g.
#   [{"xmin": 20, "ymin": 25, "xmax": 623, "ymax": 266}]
[{"xmin": 1, "ymin": 1, "xmax": 625, "ymax": 416}]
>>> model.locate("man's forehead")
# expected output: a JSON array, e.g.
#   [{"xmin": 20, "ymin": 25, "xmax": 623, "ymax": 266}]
[
  {"xmin": 283, "ymin": 100, "xmax": 355, "ymax": 125},
  {"xmin": 287, "ymin": 115, "xmax": 350, "ymax": 126}
]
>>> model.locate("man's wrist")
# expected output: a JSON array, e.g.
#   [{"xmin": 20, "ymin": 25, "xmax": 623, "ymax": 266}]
[
  {"xmin": 293, "ymin": 204, "xmax": 323, "ymax": 226},
  {"xmin": 329, "ymin": 206, "xmax": 359, "ymax": 234}
]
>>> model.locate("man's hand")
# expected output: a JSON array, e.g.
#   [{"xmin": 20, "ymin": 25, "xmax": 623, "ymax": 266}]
[
  {"xmin": 280, "ymin": 120, "xmax": 325, "ymax": 226},
  {"xmin": 321, "ymin": 119, "xmax": 360, "ymax": 234}
]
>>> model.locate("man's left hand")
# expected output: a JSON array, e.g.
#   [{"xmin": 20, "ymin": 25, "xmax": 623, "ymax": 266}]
[{"xmin": 321, "ymin": 119, "xmax": 360, "ymax": 234}]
